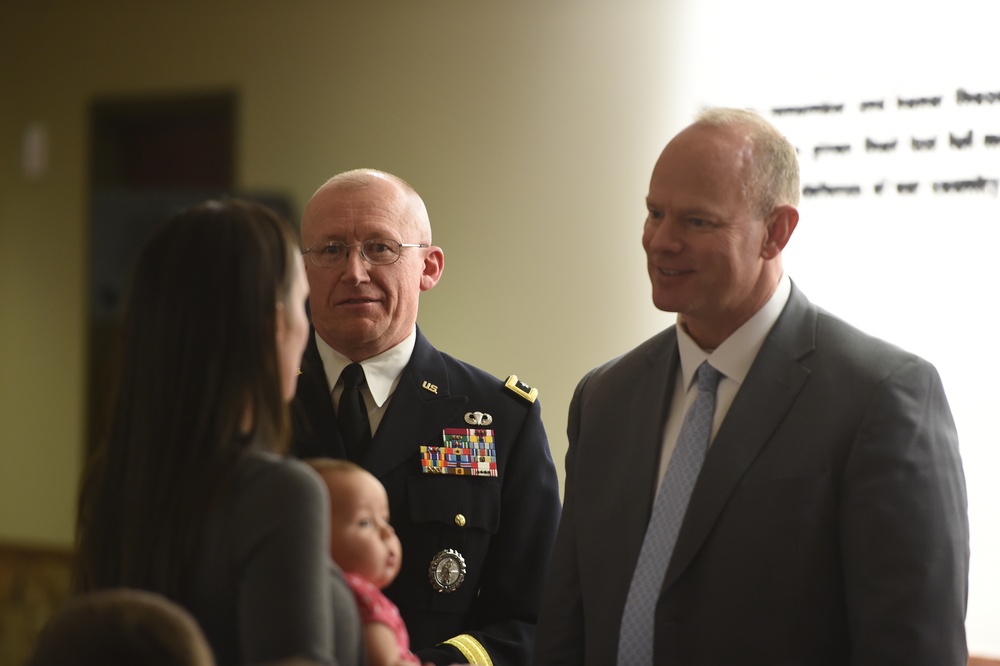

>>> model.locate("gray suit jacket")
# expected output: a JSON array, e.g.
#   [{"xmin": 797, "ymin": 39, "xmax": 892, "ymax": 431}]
[{"xmin": 534, "ymin": 284, "xmax": 969, "ymax": 665}]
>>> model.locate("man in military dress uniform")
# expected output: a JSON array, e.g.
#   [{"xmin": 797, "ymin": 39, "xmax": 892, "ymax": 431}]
[{"xmin": 291, "ymin": 168, "xmax": 561, "ymax": 666}]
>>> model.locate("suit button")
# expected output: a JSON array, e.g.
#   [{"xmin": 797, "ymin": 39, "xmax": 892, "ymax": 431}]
[{"xmin": 454, "ymin": 514, "xmax": 466, "ymax": 527}]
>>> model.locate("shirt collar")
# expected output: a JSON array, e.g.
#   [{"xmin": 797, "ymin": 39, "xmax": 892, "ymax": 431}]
[
  {"xmin": 315, "ymin": 327, "xmax": 417, "ymax": 407},
  {"xmin": 677, "ymin": 273, "xmax": 791, "ymax": 390}
]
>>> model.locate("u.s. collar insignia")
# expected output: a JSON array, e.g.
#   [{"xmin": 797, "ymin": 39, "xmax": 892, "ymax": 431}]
[
  {"xmin": 464, "ymin": 411, "xmax": 492, "ymax": 426},
  {"xmin": 504, "ymin": 375, "xmax": 538, "ymax": 403},
  {"xmin": 429, "ymin": 549, "xmax": 467, "ymax": 593}
]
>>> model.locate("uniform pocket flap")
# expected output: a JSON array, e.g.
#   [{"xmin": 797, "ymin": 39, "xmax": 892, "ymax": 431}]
[{"xmin": 405, "ymin": 474, "xmax": 501, "ymax": 533}]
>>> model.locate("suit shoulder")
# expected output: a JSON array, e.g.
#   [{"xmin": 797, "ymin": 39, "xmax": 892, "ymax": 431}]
[
  {"xmin": 581, "ymin": 327, "xmax": 676, "ymax": 387},
  {"xmin": 812, "ymin": 308, "xmax": 938, "ymax": 380},
  {"xmin": 815, "ymin": 308, "xmax": 917, "ymax": 360}
]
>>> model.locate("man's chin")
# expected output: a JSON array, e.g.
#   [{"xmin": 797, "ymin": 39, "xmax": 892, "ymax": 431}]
[
  {"xmin": 317, "ymin": 319, "xmax": 383, "ymax": 347},
  {"xmin": 651, "ymin": 293, "xmax": 684, "ymax": 314}
]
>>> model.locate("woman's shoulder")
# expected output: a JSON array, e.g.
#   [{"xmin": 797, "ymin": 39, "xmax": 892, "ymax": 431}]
[{"xmin": 232, "ymin": 451, "xmax": 327, "ymax": 510}]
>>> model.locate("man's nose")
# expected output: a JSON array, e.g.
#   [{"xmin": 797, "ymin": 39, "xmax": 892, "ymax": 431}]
[
  {"xmin": 646, "ymin": 220, "xmax": 682, "ymax": 253},
  {"xmin": 341, "ymin": 248, "xmax": 370, "ymax": 282}
]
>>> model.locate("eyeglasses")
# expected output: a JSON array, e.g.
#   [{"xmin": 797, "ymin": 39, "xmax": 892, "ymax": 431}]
[{"xmin": 302, "ymin": 239, "xmax": 429, "ymax": 268}]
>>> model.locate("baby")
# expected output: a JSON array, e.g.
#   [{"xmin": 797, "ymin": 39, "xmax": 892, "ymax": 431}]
[{"xmin": 307, "ymin": 459, "xmax": 421, "ymax": 666}]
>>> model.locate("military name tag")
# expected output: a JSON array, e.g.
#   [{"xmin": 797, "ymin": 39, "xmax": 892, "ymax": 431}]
[{"xmin": 420, "ymin": 428, "xmax": 497, "ymax": 476}]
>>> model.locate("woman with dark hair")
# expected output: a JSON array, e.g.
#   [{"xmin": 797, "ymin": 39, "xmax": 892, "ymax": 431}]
[{"xmin": 73, "ymin": 199, "xmax": 363, "ymax": 666}]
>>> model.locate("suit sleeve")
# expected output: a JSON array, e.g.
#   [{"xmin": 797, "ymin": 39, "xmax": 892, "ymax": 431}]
[
  {"xmin": 417, "ymin": 396, "xmax": 562, "ymax": 666},
  {"xmin": 533, "ymin": 373, "xmax": 591, "ymax": 665},
  {"xmin": 840, "ymin": 357, "xmax": 969, "ymax": 665}
]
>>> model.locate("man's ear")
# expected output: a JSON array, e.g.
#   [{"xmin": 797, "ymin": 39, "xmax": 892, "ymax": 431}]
[
  {"xmin": 761, "ymin": 205, "xmax": 799, "ymax": 260},
  {"xmin": 420, "ymin": 246, "xmax": 445, "ymax": 292}
]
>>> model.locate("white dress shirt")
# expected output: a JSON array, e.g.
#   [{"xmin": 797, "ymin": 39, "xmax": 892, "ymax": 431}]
[
  {"xmin": 314, "ymin": 327, "xmax": 417, "ymax": 435},
  {"xmin": 655, "ymin": 274, "xmax": 792, "ymax": 487}
]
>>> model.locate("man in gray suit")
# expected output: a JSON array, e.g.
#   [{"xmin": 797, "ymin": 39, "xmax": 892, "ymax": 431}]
[{"xmin": 534, "ymin": 108, "xmax": 969, "ymax": 665}]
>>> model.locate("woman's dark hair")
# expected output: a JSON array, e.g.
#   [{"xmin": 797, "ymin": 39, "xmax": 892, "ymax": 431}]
[{"xmin": 74, "ymin": 199, "xmax": 300, "ymax": 599}]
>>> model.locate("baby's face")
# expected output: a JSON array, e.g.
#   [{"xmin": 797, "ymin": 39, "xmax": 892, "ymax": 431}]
[{"xmin": 325, "ymin": 469, "xmax": 402, "ymax": 589}]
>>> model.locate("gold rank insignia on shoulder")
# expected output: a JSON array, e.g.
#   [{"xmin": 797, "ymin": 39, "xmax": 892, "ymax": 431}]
[{"xmin": 504, "ymin": 375, "xmax": 538, "ymax": 403}]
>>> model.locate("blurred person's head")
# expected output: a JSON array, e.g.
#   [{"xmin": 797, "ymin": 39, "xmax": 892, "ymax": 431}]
[
  {"xmin": 29, "ymin": 588, "xmax": 215, "ymax": 666},
  {"xmin": 74, "ymin": 199, "xmax": 309, "ymax": 597}
]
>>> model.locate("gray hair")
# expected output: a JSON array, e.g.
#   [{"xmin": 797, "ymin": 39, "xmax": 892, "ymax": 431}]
[{"xmin": 695, "ymin": 107, "xmax": 800, "ymax": 217}]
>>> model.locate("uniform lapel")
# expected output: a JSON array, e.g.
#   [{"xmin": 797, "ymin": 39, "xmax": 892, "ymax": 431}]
[
  {"xmin": 363, "ymin": 328, "xmax": 468, "ymax": 478},
  {"xmin": 291, "ymin": 330, "xmax": 347, "ymax": 458},
  {"xmin": 662, "ymin": 285, "xmax": 817, "ymax": 590}
]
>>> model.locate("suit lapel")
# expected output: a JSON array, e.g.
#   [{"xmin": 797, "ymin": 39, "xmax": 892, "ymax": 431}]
[
  {"xmin": 589, "ymin": 328, "xmax": 681, "ymax": 594},
  {"xmin": 662, "ymin": 285, "xmax": 817, "ymax": 590},
  {"xmin": 364, "ymin": 329, "xmax": 468, "ymax": 477},
  {"xmin": 633, "ymin": 330, "xmax": 682, "ymax": 523}
]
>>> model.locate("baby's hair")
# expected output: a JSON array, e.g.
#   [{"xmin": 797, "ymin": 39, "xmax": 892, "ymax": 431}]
[{"xmin": 304, "ymin": 457, "xmax": 364, "ymax": 476}]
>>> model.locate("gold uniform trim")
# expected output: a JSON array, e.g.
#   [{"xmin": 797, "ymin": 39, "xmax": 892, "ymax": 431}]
[
  {"xmin": 442, "ymin": 634, "xmax": 493, "ymax": 666},
  {"xmin": 504, "ymin": 374, "xmax": 538, "ymax": 403}
]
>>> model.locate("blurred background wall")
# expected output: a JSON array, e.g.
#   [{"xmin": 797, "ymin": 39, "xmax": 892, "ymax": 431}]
[{"xmin": 1, "ymin": 0, "xmax": 997, "ymax": 660}]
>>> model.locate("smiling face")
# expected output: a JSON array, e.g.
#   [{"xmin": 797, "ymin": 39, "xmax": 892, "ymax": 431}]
[
  {"xmin": 321, "ymin": 466, "xmax": 402, "ymax": 590},
  {"xmin": 642, "ymin": 122, "xmax": 795, "ymax": 349},
  {"xmin": 300, "ymin": 172, "xmax": 444, "ymax": 361}
]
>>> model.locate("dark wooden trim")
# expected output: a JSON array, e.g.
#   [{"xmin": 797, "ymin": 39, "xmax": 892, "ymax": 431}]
[{"xmin": 0, "ymin": 541, "xmax": 73, "ymax": 560}]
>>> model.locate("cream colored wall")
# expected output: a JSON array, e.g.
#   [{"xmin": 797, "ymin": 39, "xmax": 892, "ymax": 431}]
[
  {"xmin": 0, "ymin": 0, "xmax": 681, "ymax": 547},
  {"xmin": 3, "ymin": 0, "xmax": 998, "ymax": 656}
]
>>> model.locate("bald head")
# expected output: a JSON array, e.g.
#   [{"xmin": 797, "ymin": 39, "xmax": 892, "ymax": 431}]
[
  {"xmin": 299, "ymin": 168, "xmax": 444, "ymax": 361},
  {"xmin": 302, "ymin": 169, "xmax": 431, "ymax": 246}
]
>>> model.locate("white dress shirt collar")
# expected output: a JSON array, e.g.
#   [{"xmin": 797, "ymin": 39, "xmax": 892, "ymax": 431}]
[
  {"xmin": 315, "ymin": 327, "xmax": 417, "ymax": 407},
  {"xmin": 677, "ymin": 273, "xmax": 791, "ymax": 389}
]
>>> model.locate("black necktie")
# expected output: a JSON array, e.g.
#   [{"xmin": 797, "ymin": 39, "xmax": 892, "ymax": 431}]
[{"xmin": 337, "ymin": 363, "xmax": 371, "ymax": 462}]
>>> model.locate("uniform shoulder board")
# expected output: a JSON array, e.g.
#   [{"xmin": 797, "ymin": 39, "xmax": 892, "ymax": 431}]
[{"xmin": 504, "ymin": 375, "xmax": 538, "ymax": 403}]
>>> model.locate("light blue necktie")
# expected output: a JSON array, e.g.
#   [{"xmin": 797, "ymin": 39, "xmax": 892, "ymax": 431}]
[{"xmin": 617, "ymin": 361, "xmax": 723, "ymax": 666}]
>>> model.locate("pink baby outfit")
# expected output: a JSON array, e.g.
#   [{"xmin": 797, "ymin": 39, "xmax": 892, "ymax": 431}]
[{"xmin": 344, "ymin": 572, "xmax": 421, "ymax": 665}]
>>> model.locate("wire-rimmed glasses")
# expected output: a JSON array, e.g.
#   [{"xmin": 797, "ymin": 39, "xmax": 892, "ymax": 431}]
[{"xmin": 302, "ymin": 239, "xmax": 428, "ymax": 267}]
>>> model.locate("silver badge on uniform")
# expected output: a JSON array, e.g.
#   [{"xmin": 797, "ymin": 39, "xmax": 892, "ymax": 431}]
[
  {"xmin": 464, "ymin": 411, "xmax": 492, "ymax": 426},
  {"xmin": 428, "ymin": 548, "xmax": 467, "ymax": 593}
]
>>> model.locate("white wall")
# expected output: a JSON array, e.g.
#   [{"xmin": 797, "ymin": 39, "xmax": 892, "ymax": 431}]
[{"xmin": 667, "ymin": 0, "xmax": 999, "ymax": 655}]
